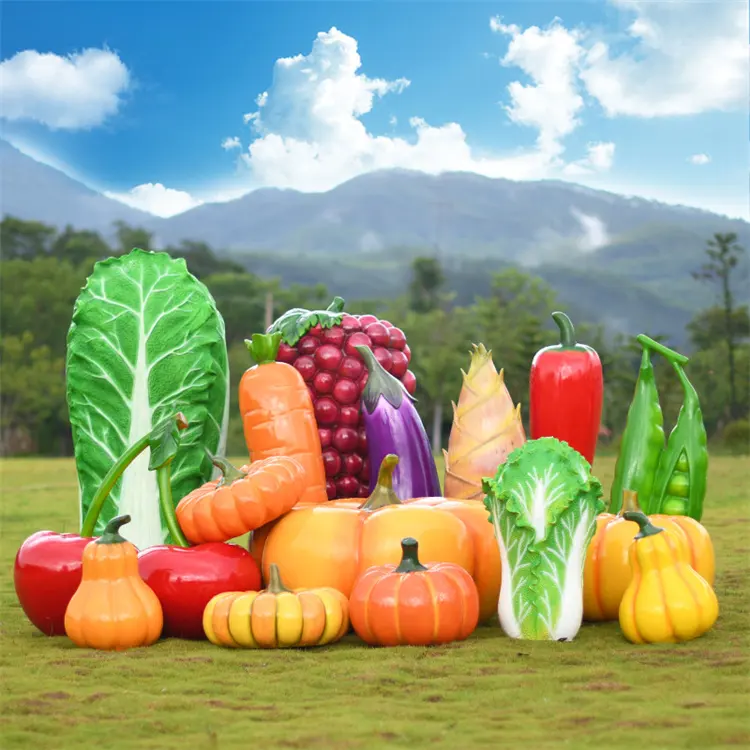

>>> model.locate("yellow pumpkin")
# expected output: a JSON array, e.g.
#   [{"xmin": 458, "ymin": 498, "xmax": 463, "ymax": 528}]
[{"xmin": 203, "ymin": 564, "xmax": 349, "ymax": 648}]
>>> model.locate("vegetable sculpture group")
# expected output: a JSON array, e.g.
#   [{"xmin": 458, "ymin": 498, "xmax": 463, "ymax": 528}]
[{"xmin": 13, "ymin": 249, "xmax": 720, "ymax": 654}]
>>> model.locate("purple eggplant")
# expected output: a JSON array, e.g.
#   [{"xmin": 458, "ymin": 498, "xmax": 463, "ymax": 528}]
[{"xmin": 355, "ymin": 345, "xmax": 442, "ymax": 499}]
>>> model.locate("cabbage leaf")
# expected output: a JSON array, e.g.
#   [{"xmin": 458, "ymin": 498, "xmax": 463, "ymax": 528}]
[
  {"xmin": 483, "ymin": 437, "xmax": 604, "ymax": 641},
  {"xmin": 66, "ymin": 248, "xmax": 229, "ymax": 549}
]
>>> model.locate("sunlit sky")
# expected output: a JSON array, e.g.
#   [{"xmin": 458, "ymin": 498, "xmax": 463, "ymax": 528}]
[{"xmin": 1, "ymin": 0, "xmax": 747, "ymax": 219}]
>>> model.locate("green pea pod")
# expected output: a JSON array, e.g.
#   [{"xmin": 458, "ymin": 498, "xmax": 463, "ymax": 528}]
[
  {"xmin": 609, "ymin": 335, "xmax": 687, "ymax": 514},
  {"xmin": 650, "ymin": 359, "xmax": 708, "ymax": 521}
]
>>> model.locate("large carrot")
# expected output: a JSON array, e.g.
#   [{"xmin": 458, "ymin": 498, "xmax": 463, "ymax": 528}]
[
  {"xmin": 443, "ymin": 343, "xmax": 526, "ymax": 500},
  {"xmin": 239, "ymin": 332, "xmax": 328, "ymax": 504}
]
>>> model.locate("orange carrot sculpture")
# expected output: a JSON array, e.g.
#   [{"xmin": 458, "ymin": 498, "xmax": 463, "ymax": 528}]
[
  {"xmin": 443, "ymin": 343, "xmax": 526, "ymax": 500},
  {"xmin": 239, "ymin": 333, "xmax": 328, "ymax": 504}
]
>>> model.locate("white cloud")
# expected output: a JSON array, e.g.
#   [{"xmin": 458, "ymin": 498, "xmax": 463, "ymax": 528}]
[
  {"xmin": 0, "ymin": 48, "xmax": 130, "ymax": 129},
  {"xmin": 579, "ymin": 1, "xmax": 749, "ymax": 117},
  {"xmin": 104, "ymin": 183, "xmax": 203, "ymax": 218},
  {"xmin": 689, "ymin": 153, "xmax": 711, "ymax": 166},
  {"xmin": 233, "ymin": 26, "xmax": 613, "ymax": 193},
  {"xmin": 563, "ymin": 141, "xmax": 616, "ymax": 176},
  {"xmin": 571, "ymin": 208, "xmax": 610, "ymax": 251},
  {"xmin": 221, "ymin": 136, "xmax": 242, "ymax": 150},
  {"xmin": 492, "ymin": 17, "xmax": 584, "ymax": 155}
]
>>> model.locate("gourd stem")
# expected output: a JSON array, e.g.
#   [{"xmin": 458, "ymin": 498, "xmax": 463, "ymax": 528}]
[
  {"xmin": 157, "ymin": 466, "xmax": 190, "ymax": 548},
  {"xmin": 359, "ymin": 455, "xmax": 402, "ymax": 510},
  {"xmin": 620, "ymin": 490, "xmax": 643, "ymax": 515},
  {"xmin": 80, "ymin": 434, "xmax": 151, "ymax": 537},
  {"xmin": 96, "ymin": 515, "xmax": 132, "ymax": 545},
  {"xmin": 208, "ymin": 452, "xmax": 246, "ymax": 485},
  {"xmin": 552, "ymin": 311, "xmax": 577, "ymax": 348},
  {"xmin": 267, "ymin": 564, "xmax": 292, "ymax": 594},
  {"xmin": 394, "ymin": 538, "xmax": 429, "ymax": 573},
  {"xmin": 623, "ymin": 510, "xmax": 664, "ymax": 539}
]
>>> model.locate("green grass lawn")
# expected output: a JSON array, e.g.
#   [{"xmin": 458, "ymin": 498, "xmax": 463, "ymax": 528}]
[{"xmin": 1, "ymin": 455, "xmax": 749, "ymax": 749}]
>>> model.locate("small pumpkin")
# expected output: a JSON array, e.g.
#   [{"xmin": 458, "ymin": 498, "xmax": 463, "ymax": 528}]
[
  {"xmin": 583, "ymin": 490, "xmax": 715, "ymax": 622},
  {"xmin": 203, "ymin": 564, "xmax": 349, "ymax": 648},
  {"xmin": 350, "ymin": 537, "xmax": 480, "ymax": 647},
  {"xmin": 254, "ymin": 455, "xmax": 487, "ymax": 604},
  {"xmin": 176, "ymin": 455, "xmax": 305, "ymax": 544},
  {"xmin": 64, "ymin": 515, "xmax": 163, "ymax": 650},
  {"xmin": 619, "ymin": 511, "xmax": 718, "ymax": 644}
]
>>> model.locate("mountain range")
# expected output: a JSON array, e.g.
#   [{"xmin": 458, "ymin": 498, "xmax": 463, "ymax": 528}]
[{"xmin": 2, "ymin": 138, "xmax": 748, "ymax": 349}]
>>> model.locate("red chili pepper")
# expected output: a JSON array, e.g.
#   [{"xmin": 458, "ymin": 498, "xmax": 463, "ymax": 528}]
[{"xmin": 529, "ymin": 312, "xmax": 603, "ymax": 466}]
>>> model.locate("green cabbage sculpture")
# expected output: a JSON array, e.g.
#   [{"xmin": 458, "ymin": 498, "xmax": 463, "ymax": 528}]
[
  {"xmin": 66, "ymin": 248, "xmax": 230, "ymax": 549},
  {"xmin": 482, "ymin": 437, "xmax": 605, "ymax": 641}
]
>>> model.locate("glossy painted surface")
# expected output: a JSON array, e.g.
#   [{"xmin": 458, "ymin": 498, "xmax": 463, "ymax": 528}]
[
  {"xmin": 259, "ymin": 501, "xmax": 473, "ymax": 598},
  {"xmin": 204, "ymin": 587, "xmax": 349, "ymax": 648},
  {"xmin": 530, "ymin": 348, "xmax": 603, "ymax": 466},
  {"xmin": 239, "ymin": 352, "xmax": 328, "ymax": 505},
  {"xmin": 364, "ymin": 398, "xmax": 442, "ymax": 499},
  {"xmin": 349, "ymin": 560, "xmax": 479, "ymax": 646},
  {"xmin": 14, "ymin": 531, "xmax": 93, "ymax": 636},
  {"xmin": 176, "ymin": 456, "xmax": 305, "ymax": 544},
  {"xmin": 408, "ymin": 497, "xmax": 501, "ymax": 623},
  {"xmin": 138, "ymin": 542, "xmax": 261, "ymax": 640},
  {"xmin": 65, "ymin": 536, "xmax": 163, "ymax": 650},
  {"xmin": 619, "ymin": 522, "xmax": 718, "ymax": 644}
]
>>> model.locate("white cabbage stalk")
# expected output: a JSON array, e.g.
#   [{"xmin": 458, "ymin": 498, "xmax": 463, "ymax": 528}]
[{"xmin": 483, "ymin": 437, "xmax": 605, "ymax": 641}]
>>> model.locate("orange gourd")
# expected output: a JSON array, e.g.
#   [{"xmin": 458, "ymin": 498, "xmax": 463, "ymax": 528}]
[
  {"xmin": 350, "ymin": 537, "xmax": 480, "ymax": 646},
  {"xmin": 176, "ymin": 455, "xmax": 306, "ymax": 544},
  {"xmin": 64, "ymin": 515, "xmax": 163, "ymax": 650},
  {"xmin": 584, "ymin": 490, "xmax": 715, "ymax": 621},
  {"xmin": 255, "ymin": 455, "xmax": 473, "ymax": 596}
]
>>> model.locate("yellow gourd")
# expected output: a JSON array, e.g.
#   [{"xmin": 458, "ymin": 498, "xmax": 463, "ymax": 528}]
[
  {"xmin": 619, "ymin": 511, "xmax": 718, "ymax": 644},
  {"xmin": 65, "ymin": 515, "xmax": 163, "ymax": 650},
  {"xmin": 203, "ymin": 564, "xmax": 349, "ymax": 648}
]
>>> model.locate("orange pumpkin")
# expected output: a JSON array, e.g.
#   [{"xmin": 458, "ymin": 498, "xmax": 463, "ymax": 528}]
[
  {"xmin": 255, "ymin": 455, "xmax": 501, "ymax": 613},
  {"xmin": 583, "ymin": 490, "xmax": 715, "ymax": 622},
  {"xmin": 350, "ymin": 537, "xmax": 479, "ymax": 646},
  {"xmin": 176, "ymin": 455, "xmax": 305, "ymax": 544},
  {"xmin": 65, "ymin": 515, "xmax": 163, "ymax": 650}
]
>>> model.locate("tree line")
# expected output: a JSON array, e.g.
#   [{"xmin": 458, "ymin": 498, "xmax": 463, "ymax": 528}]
[{"xmin": 1, "ymin": 216, "xmax": 748, "ymax": 457}]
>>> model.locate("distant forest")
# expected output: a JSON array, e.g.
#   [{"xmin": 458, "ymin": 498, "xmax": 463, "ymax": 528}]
[{"xmin": 1, "ymin": 215, "xmax": 748, "ymax": 456}]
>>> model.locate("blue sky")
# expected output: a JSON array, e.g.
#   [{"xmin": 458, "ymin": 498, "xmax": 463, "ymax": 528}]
[{"xmin": 1, "ymin": 0, "xmax": 747, "ymax": 218}]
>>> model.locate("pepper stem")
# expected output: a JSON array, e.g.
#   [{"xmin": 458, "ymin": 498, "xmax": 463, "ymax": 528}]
[
  {"xmin": 80, "ymin": 433, "xmax": 151, "ymax": 537},
  {"xmin": 623, "ymin": 510, "xmax": 665, "ymax": 539},
  {"xmin": 359, "ymin": 455, "xmax": 402, "ymax": 510},
  {"xmin": 245, "ymin": 332, "xmax": 283, "ymax": 364},
  {"xmin": 208, "ymin": 452, "xmax": 247, "ymax": 485},
  {"xmin": 636, "ymin": 334, "xmax": 689, "ymax": 365},
  {"xmin": 266, "ymin": 564, "xmax": 293, "ymax": 594},
  {"xmin": 394, "ymin": 538, "xmax": 429, "ymax": 573},
  {"xmin": 619, "ymin": 489, "xmax": 644, "ymax": 515},
  {"xmin": 96, "ymin": 515, "xmax": 132, "ymax": 545},
  {"xmin": 551, "ymin": 311, "xmax": 577, "ymax": 348},
  {"xmin": 157, "ymin": 466, "xmax": 190, "ymax": 548}
]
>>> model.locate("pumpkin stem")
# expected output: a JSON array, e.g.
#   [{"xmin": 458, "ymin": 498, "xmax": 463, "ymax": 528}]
[
  {"xmin": 208, "ymin": 451, "xmax": 246, "ymax": 485},
  {"xmin": 96, "ymin": 515, "xmax": 132, "ymax": 545},
  {"xmin": 619, "ymin": 490, "xmax": 643, "ymax": 516},
  {"xmin": 266, "ymin": 564, "xmax": 293, "ymax": 594},
  {"xmin": 623, "ymin": 511, "xmax": 664, "ymax": 539},
  {"xmin": 359, "ymin": 455, "xmax": 402, "ymax": 510},
  {"xmin": 394, "ymin": 537, "xmax": 429, "ymax": 574}
]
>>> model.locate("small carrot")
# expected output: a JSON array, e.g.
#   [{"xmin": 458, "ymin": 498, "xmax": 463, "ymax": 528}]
[
  {"xmin": 176, "ymin": 454, "xmax": 306, "ymax": 543},
  {"xmin": 239, "ymin": 332, "xmax": 328, "ymax": 504}
]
